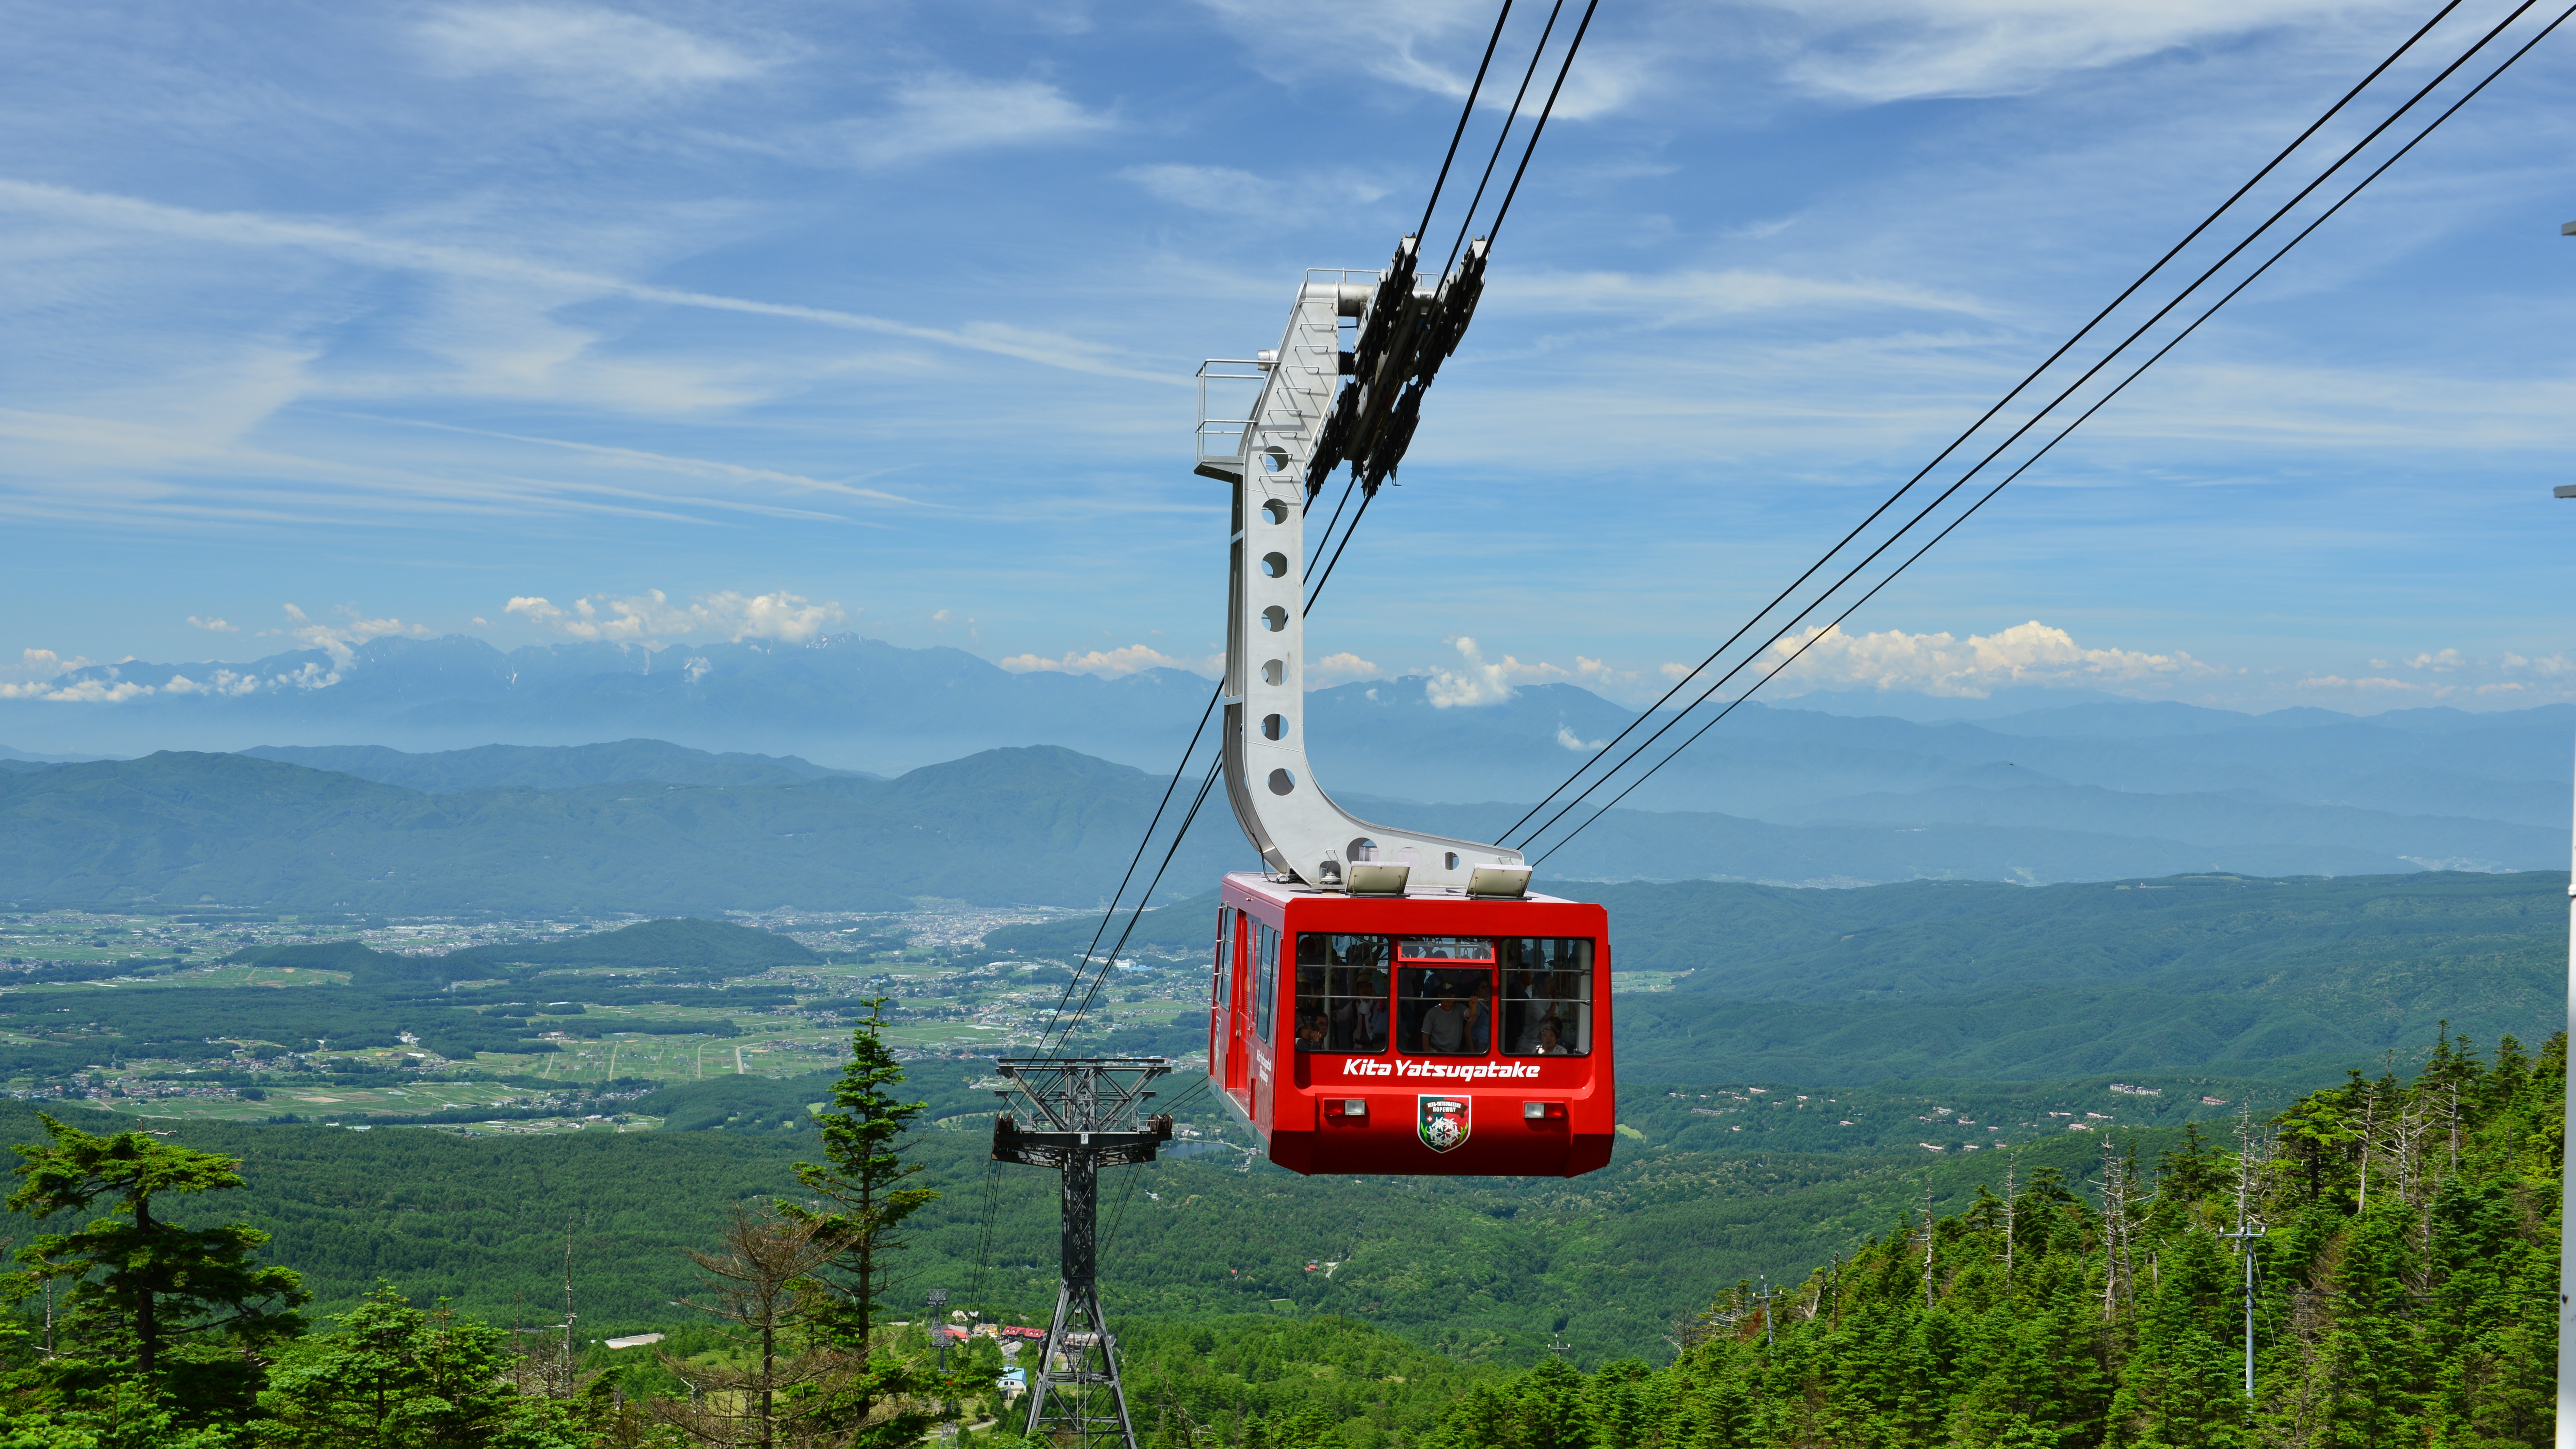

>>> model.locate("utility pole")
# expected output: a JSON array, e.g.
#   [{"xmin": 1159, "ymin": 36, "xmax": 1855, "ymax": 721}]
[
  {"xmin": 990, "ymin": 1057, "xmax": 1174, "ymax": 1449},
  {"xmin": 560, "ymin": 1215, "xmax": 578, "ymax": 1397},
  {"xmin": 2219, "ymin": 1101, "xmax": 2270, "ymax": 1407},
  {"xmin": 2557, "ymin": 211, "xmax": 2574, "ymax": 1449},
  {"xmin": 2217, "ymin": 1223, "xmax": 2264, "ymax": 1402}
]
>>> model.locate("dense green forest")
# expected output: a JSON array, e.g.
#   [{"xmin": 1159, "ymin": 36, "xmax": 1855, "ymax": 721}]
[
  {"xmin": 1392, "ymin": 1028, "xmax": 2564, "ymax": 1449},
  {"xmin": 0, "ymin": 1026, "xmax": 2555, "ymax": 1446}
]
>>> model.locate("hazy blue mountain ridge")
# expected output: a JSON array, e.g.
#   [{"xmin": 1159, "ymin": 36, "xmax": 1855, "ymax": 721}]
[
  {"xmin": 241, "ymin": 740, "xmax": 878, "ymax": 793},
  {"xmin": 3, "ymin": 744, "xmax": 2526, "ymax": 916},
  {"xmin": 1, "ymin": 634, "xmax": 2564, "ymax": 882}
]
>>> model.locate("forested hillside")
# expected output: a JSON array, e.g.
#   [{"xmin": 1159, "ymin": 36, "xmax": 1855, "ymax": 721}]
[
  {"xmin": 0, "ymin": 1028, "xmax": 2553, "ymax": 1446},
  {"xmin": 1401, "ymin": 1030, "xmax": 2563, "ymax": 1449}
]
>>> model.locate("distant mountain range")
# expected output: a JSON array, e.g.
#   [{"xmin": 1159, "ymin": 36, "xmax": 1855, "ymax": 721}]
[{"xmin": 2, "ymin": 633, "xmax": 2567, "ymax": 890}]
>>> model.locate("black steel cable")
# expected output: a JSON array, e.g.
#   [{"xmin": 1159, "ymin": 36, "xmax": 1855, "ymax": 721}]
[
  {"xmin": 1482, "ymin": 0, "xmax": 1600, "ymax": 248},
  {"xmin": 1306, "ymin": 488, "xmax": 1378, "ymax": 611},
  {"xmin": 1034, "ymin": 687, "xmax": 1222, "ymax": 1054},
  {"xmin": 1528, "ymin": 0, "xmax": 2575, "ymax": 864},
  {"xmin": 1418, "ymin": 0, "xmax": 1518, "ymax": 245},
  {"xmin": 1305, "ymin": 471, "xmax": 1357, "ymax": 569},
  {"xmin": 1492, "ymin": 0, "xmax": 2474, "ymax": 846},
  {"xmin": 1095, "ymin": 1159, "xmax": 1147, "ymax": 1271},
  {"xmin": 1044, "ymin": 754, "xmax": 1227, "ymax": 1056},
  {"xmin": 1052, "ymin": 2, "xmax": 1539, "ymax": 1055},
  {"xmin": 1307, "ymin": 0, "xmax": 1594, "ymax": 631},
  {"xmin": 1440, "ymin": 0, "xmax": 1568, "ymax": 281},
  {"xmin": 972, "ymin": 1156, "xmax": 1002, "ymax": 1304},
  {"xmin": 1507, "ymin": 0, "xmax": 2536, "ymax": 854}
]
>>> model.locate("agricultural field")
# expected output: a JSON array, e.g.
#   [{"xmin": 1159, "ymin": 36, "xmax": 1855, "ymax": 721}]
[{"xmin": 0, "ymin": 900, "xmax": 1207, "ymax": 1129}]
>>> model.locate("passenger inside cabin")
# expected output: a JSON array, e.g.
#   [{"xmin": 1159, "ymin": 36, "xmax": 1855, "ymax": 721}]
[
  {"xmin": 1420, "ymin": 990, "xmax": 1468, "ymax": 1054},
  {"xmin": 1353, "ymin": 989, "xmax": 1387, "ymax": 1051}
]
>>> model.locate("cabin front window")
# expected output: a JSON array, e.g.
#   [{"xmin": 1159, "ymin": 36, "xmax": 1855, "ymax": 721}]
[{"xmin": 1284, "ymin": 932, "xmax": 1593, "ymax": 1058}]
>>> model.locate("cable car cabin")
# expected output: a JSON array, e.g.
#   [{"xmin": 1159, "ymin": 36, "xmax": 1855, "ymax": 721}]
[{"xmin": 1206, "ymin": 872, "xmax": 1614, "ymax": 1177}]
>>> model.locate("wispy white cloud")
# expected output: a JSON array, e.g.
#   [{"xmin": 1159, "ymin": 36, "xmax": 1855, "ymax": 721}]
[
  {"xmin": 994, "ymin": 643, "xmax": 1216, "ymax": 678},
  {"xmin": 1189, "ymin": 0, "xmax": 1652, "ymax": 118},
  {"xmin": 834, "ymin": 74, "xmax": 1114, "ymax": 168},
  {"xmin": 1763, "ymin": 620, "xmax": 2225, "ymax": 698},
  {"xmin": 1765, "ymin": 0, "xmax": 2421, "ymax": 103},
  {"xmin": 1500, "ymin": 266, "xmax": 1990, "ymax": 321},
  {"xmin": 0, "ymin": 179, "xmax": 1175, "ymax": 385},
  {"xmin": 1118, "ymin": 164, "xmax": 1391, "ymax": 216},
  {"xmin": 413, "ymin": 5, "xmax": 775, "ymax": 96},
  {"xmin": 186, "ymin": 615, "xmax": 238, "ymax": 632},
  {"xmin": 505, "ymin": 589, "xmax": 847, "ymax": 644},
  {"xmin": 2297, "ymin": 645, "xmax": 2576, "ymax": 703}
]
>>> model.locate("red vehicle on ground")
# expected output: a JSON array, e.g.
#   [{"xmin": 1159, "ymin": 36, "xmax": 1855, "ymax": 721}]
[{"xmin": 1207, "ymin": 872, "xmax": 1614, "ymax": 1177}]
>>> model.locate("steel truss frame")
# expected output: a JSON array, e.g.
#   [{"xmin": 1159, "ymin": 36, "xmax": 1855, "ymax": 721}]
[{"xmin": 990, "ymin": 1058, "xmax": 1175, "ymax": 1449}]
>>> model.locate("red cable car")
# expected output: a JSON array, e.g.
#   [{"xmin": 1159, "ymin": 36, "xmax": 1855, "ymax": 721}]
[
  {"xmin": 1207, "ymin": 872, "xmax": 1614, "ymax": 1176},
  {"xmin": 1191, "ymin": 237, "xmax": 1614, "ymax": 1177}
]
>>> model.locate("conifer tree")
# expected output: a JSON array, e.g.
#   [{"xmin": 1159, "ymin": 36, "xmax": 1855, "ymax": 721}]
[
  {"xmin": 6, "ymin": 1113, "xmax": 307, "ymax": 1407},
  {"xmin": 783, "ymin": 996, "xmax": 955, "ymax": 1444}
]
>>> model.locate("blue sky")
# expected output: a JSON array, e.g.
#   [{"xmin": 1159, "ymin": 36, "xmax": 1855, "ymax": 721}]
[{"xmin": 4, "ymin": 0, "xmax": 2574, "ymax": 717}]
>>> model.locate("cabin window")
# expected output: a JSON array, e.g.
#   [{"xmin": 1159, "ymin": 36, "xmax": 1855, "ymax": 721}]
[
  {"xmin": 1212, "ymin": 909, "xmax": 1233, "ymax": 1008},
  {"xmin": 1401, "ymin": 937, "xmax": 1494, "ymax": 962},
  {"xmin": 1500, "ymin": 938, "xmax": 1593, "ymax": 1056},
  {"xmin": 1251, "ymin": 921, "xmax": 1279, "ymax": 1040},
  {"xmin": 1396, "ymin": 971, "xmax": 1493, "ymax": 1056},
  {"xmin": 1292, "ymin": 934, "xmax": 1390, "ymax": 1054}
]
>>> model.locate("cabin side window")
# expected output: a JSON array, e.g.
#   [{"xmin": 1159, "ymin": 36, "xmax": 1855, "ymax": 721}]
[
  {"xmin": 1292, "ymin": 934, "xmax": 1390, "ymax": 1054},
  {"xmin": 1501, "ymin": 937, "xmax": 1593, "ymax": 1056},
  {"xmin": 1251, "ymin": 921, "xmax": 1278, "ymax": 1041},
  {"xmin": 1212, "ymin": 908, "xmax": 1233, "ymax": 1008}
]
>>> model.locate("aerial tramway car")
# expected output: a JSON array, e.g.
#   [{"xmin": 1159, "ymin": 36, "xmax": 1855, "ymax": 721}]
[{"xmin": 1193, "ymin": 240, "xmax": 1617, "ymax": 1178}]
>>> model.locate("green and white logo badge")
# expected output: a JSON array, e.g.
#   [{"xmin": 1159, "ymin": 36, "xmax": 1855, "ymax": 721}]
[{"xmin": 1417, "ymin": 1094, "xmax": 1471, "ymax": 1153}]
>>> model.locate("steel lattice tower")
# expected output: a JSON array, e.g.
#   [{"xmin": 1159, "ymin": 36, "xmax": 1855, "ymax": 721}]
[{"xmin": 989, "ymin": 1057, "xmax": 1172, "ymax": 1449}]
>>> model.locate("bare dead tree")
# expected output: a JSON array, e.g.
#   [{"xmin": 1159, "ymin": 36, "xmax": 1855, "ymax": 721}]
[{"xmin": 654, "ymin": 1206, "xmax": 856, "ymax": 1449}]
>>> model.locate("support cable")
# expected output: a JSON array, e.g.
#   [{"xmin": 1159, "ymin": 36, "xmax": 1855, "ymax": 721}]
[
  {"xmin": 1437, "ymin": 0, "xmax": 1568, "ymax": 281},
  {"xmin": 1308, "ymin": 0, "xmax": 1594, "ymax": 614},
  {"xmin": 1482, "ymin": 0, "xmax": 1601, "ymax": 248},
  {"xmin": 1306, "ymin": 490, "xmax": 1379, "ymax": 612},
  {"xmin": 1042, "ymin": 754, "xmax": 1227, "ymax": 1057},
  {"xmin": 1492, "ymin": 0, "xmax": 2474, "ymax": 847},
  {"xmin": 1527, "ymin": 0, "xmax": 2575, "ymax": 865},
  {"xmin": 1052, "ymin": 0, "xmax": 1527, "ymax": 1055},
  {"xmin": 1032, "ymin": 687, "xmax": 1223, "ymax": 1052},
  {"xmin": 1416, "ymin": 0, "xmax": 1518, "ymax": 245},
  {"xmin": 1506, "ymin": 0, "xmax": 2536, "ymax": 854}
]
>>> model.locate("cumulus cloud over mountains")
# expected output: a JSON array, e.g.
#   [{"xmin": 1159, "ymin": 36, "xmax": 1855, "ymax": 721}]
[
  {"xmin": 1764, "ymin": 621, "xmax": 2225, "ymax": 698},
  {"xmin": 504, "ymin": 590, "xmax": 846, "ymax": 644}
]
